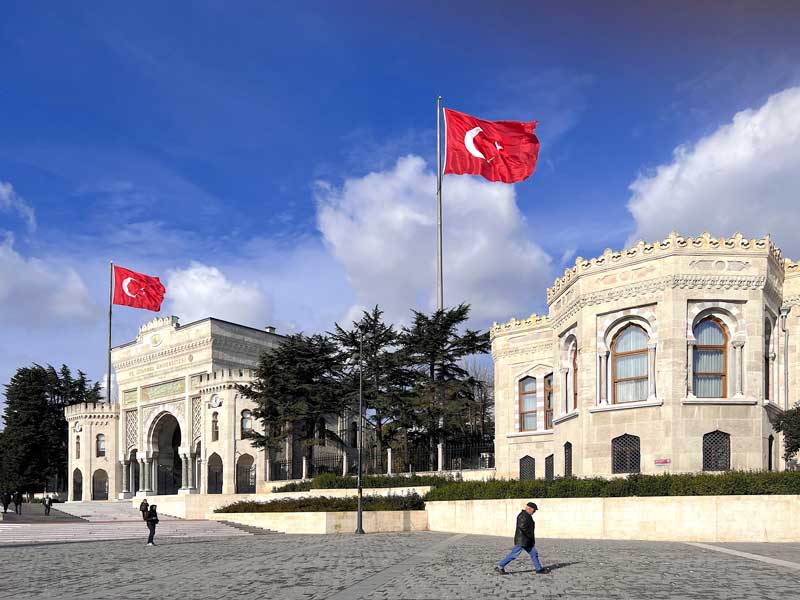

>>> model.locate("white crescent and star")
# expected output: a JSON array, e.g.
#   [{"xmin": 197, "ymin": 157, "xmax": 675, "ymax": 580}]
[
  {"xmin": 122, "ymin": 277, "xmax": 140, "ymax": 298},
  {"xmin": 464, "ymin": 127, "xmax": 503, "ymax": 162}
]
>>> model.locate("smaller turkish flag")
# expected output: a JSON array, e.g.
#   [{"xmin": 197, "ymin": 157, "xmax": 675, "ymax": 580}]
[
  {"xmin": 443, "ymin": 108, "xmax": 539, "ymax": 183},
  {"xmin": 113, "ymin": 265, "xmax": 165, "ymax": 312}
]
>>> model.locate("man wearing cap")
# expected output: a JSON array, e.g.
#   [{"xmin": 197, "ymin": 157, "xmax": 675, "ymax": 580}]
[{"xmin": 495, "ymin": 502, "xmax": 547, "ymax": 574}]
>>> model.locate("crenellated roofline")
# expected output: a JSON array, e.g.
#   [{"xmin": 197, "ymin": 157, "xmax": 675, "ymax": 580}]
[
  {"xmin": 490, "ymin": 312, "xmax": 549, "ymax": 339},
  {"xmin": 547, "ymin": 232, "xmax": 785, "ymax": 304}
]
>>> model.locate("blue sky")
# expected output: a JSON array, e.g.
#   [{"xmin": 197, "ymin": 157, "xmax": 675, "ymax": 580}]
[{"xmin": 2, "ymin": 1, "xmax": 800, "ymax": 411}]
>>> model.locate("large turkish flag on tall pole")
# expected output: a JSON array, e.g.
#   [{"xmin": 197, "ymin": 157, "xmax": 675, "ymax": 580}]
[
  {"xmin": 112, "ymin": 265, "xmax": 165, "ymax": 312},
  {"xmin": 443, "ymin": 108, "xmax": 539, "ymax": 183}
]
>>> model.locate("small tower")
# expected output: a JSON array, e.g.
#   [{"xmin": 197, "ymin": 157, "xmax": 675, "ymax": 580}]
[{"xmin": 64, "ymin": 402, "xmax": 120, "ymax": 502}]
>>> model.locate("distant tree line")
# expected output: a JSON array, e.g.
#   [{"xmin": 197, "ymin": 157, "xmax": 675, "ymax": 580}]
[
  {"xmin": 238, "ymin": 303, "xmax": 494, "ymax": 470},
  {"xmin": 0, "ymin": 365, "xmax": 101, "ymax": 493}
]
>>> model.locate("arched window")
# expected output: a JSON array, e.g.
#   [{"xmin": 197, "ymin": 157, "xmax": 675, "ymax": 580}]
[
  {"xmin": 519, "ymin": 376, "xmax": 537, "ymax": 431},
  {"xmin": 236, "ymin": 454, "xmax": 256, "ymax": 493},
  {"xmin": 544, "ymin": 374, "xmax": 554, "ymax": 429},
  {"xmin": 612, "ymin": 325, "xmax": 649, "ymax": 403},
  {"xmin": 703, "ymin": 430, "xmax": 730, "ymax": 471},
  {"xmin": 611, "ymin": 434, "xmax": 640, "ymax": 474},
  {"xmin": 768, "ymin": 434, "xmax": 775, "ymax": 471},
  {"xmin": 572, "ymin": 347, "xmax": 578, "ymax": 410},
  {"xmin": 75, "ymin": 435, "xmax": 81, "ymax": 459},
  {"xmin": 519, "ymin": 455, "xmax": 535, "ymax": 480},
  {"xmin": 211, "ymin": 412, "xmax": 219, "ymax": 442},
  {"xmin": 207, "ymin": 453, "xmax": 223, "ymax": 494},
  {"xmin": 241, "ymin": 410, "xmax": 253, "ymax": 435},
  {"xmin": 544, "ymin": 454, "xmax": 554, "ymax": 481},
  {"xmin": 693, "ymin": 317, "xmax": 728, "ymax": 398},
  {"xmin": 95, "ymin": 434, "xmax": 106, "ymax": 457},
  {"xmin": 564, "ymin": 442, "xmax": 573, "ymax": 477}
]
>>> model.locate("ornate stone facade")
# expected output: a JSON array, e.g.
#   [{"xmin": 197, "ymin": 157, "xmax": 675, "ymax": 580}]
[{"xmin": 493, "ymin": 232, "xmax": 800, "ymax": 480}]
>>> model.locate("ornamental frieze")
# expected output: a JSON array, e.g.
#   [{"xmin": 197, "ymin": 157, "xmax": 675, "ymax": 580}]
[{"xmin": 492, "ymin": 341, "xmax": 554, "ymax": 361}]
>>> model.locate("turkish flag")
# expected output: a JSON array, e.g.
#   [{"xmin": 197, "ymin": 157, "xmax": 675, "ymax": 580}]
[
  {"xmin": 443, "ymin": 108, "xmax": 539, "ymax": 183},
  {"xmin": 113, "ymin": 265, "xmax": 165, "ymax": 312}
]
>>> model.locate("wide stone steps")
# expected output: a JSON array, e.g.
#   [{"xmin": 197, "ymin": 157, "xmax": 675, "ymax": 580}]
[
  {"xmin": 55, "ymin": 501, "xmax": 176, "ymax": 522},
  {"xmin": 0, "ymin": 519, "xmax": 256, "ymax": 545}
]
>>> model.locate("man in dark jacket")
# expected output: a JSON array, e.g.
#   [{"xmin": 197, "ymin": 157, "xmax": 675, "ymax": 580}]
[
  {"xmin": 495, "ymin": 502, "xmax": 547, "ymax": 574},
  {"xmin": 145, "ymin": 505, "xmax": 159, "ymax": 546},
  {"xmin": 1, "ymin": 492, "xmax": 10, "ymax": 513},
  {"xmin": 139, "ymin": 499, "xmax": 149, "ymax": 521},
  {"xmin": 13, "ymin": 492, "xmax": 23, "ymax": 515}
]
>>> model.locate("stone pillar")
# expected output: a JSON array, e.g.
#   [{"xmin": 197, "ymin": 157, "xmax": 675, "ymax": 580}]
[
  {"xmin": 129, "ymin": 461, "xmax": 136, "ymax": 494},
  {"xmin": 768, "ymin": 352, "xmax": 777, "ymax": 402},
  {"xmin": 647, "ymin": 344, "xmax": 657, "ymax": 399},
  {"xmin": 560, "ymin": 367, "xmax": 570, "ymax": 413},
  {"xmin": 687, "ymin": 340, "xmax": 695, "ymax": 397},
  {"xmin": 437, "ymin": 442, "xmax": 444, "ymax": 472},
  {"xmin": 181, "ymin": 455, "xmax": 189, "ymax": 489},
  {"xmin": 187, "ymin": 455, "xmax": 195, "ymax": 489},
  {"xmin": 599, "ymin": 352, "xmax": 608, "ymax": 405},
  {"xmin": 342, "ymin": 451, "xmax": 349, "ymax": 476},
  {"xmin": 302, "ymin": 456, "xmax": 308, "ymax": 480},
  {"xmin": 142, "ymin": 459, "xmax": 150, "ymax": 493},
  {"xmin": 138, "ymin": 459, "xmax": 146, "ymax": 493},
  {"xmin": 733, "ymin": 341, "xmax": 745, "ymax": 397},
  {"xmin": 121, "ymin": 461, "xmax": 129, "ymax": 494},
  {"xmin": 196, "ymin": 457, "xmax": 203, "ymax": 492},
  {"xmin": 386, "ymin": 448, "xmax": 393, "ymax": 475}
]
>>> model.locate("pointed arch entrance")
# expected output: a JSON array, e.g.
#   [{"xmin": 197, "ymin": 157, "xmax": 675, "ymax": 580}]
[
  {"xmin": 207, "ymin": 453, "xmax": 223, "ymax": 494},
  {"xmin": 72, "ymin": 469, "xmax": 83, "ymax": 501},
  {"xmin": 92, "ymin": 469, "xmax": 108, "ymax": 500},
  {"xmin": 150, "ymin": 412, "xmax": 182, "ymax": 495}
]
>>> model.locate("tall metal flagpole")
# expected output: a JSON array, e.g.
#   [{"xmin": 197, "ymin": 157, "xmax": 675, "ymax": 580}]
[
  {"xmin": 436, "ymin": 96, "xmax": 443, "ymax": 311},
  {"xmin": 107, "ymin": 261, "xmax": 113, "ymax": 404}
]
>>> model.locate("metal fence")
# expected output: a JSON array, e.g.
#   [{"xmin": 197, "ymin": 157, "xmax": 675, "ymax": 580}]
[
  {"xmin": 442, "ymin": 440, "xmax": 495, "ymax": 471},
  {"xmin": 309, "ymin": 453, "xmax": 343, "ymax": 477}
]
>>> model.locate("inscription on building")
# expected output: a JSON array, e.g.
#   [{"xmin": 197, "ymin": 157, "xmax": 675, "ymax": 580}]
[{"xmin": 141, "ymin": 378, "xmax": 185, "ymax": 401}]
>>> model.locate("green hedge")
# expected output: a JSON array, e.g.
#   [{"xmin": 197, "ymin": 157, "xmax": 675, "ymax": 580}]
[
  {"xmin": 215, "ymin": 493, "xmax": 425, "ymax": 513},
  {"xmin": 423, "ymin": 472, "xmax": 800, "ymax": 501},
  {"xmin": 272, "ymin": 473, "xmax": 456, "ymax": 493}
]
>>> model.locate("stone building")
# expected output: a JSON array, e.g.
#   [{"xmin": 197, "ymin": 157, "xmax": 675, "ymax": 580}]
[
  {"xmin": 492, "ymin": 232, "xmax": 800, "ymax": 480},
  {"xmin": 65, "ymin": 316, "xmax": 358, "ymax": 501}
]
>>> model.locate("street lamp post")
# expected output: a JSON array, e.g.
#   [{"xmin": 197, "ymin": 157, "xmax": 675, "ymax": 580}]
[{"xmin": 355, "ymin": 332, "xmax": 366, "ymax": 534}]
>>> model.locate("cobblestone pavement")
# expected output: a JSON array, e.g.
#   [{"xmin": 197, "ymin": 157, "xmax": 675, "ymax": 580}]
[{"xmin": 3, "ymin": 533, "xmax": 800, "ymax": 600}]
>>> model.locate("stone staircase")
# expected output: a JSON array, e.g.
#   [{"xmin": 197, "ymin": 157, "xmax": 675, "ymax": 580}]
[{"xmin": 0, "ymin": 501, "xmax": 279, "ymax": 545}]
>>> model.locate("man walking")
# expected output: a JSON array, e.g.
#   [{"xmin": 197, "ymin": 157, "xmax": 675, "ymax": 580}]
[
  {"xmin": 495, "ymin": 502, "xmax": 548, "ymax": 575},
  {"xmin": 139, "ymin": 499, "xmax": 149, "ymax": 521},
  {"xmin": 145, "ymin": 505, "xmax": 159, "ymax": 547},
  {"xmin": 13, "ymin": 491, "xmax": 23, "ymax": 515},
  {"xmin": 1, "ymin": 492, "xmax": 10, "ymax": 514},
  {"xmin": 43, "ymin": 495, "xmax": 53, "ymax": 516}
]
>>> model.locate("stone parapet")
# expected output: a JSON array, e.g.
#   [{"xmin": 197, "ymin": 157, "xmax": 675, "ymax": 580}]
[
  {"xmin": 490, "ymin": 313, "xmax": 549, "ymax": 339},
  {"xmin": 64, "ymin": 402, "xmax": 120, "ymax": 420}
]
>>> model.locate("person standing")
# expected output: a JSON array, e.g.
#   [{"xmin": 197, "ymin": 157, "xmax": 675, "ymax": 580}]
[
  {"xmin": 145, "ymin": 505, "xmax": 159, "ymax": 547},
  {"xmin": 139, "ymin": 499, "xmax": 149, "ymax": 521},
  {"xmin": 1, "ymin": 492, "xmax": 10, "ymax": 514},
  {"xmin": 495, "ymin": 502, "xmax": 548, "ymax": 575},
  {"xmin": 43, "ymin": 495, "xmax": 53, "ymax": 516},
  {"xmin": 13, "ymin": 491, "xmax": 23, "ymax": 515}
]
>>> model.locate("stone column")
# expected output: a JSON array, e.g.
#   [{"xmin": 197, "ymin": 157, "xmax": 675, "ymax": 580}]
[
  {"xmin": 560, "ymin": 368, "xmax": 570, "ymax": 413},
  {"xmin": 142, "ymin": 459, "xmax": 150, "ymax": 493},
  {"xmin": 687, "ymin": 340, "xmax": 695, "ymax": 397},
  {"xmin": 437, "ymin": 442, "xmax": 444, "ymax": 472},
  {"xmin": 342, "ymin": 451, "xmax": 349, "ymax": 476},
  {"xmin": 386, "ymin": 448, "xmax": 393, "ymax": 475},
  {"xmin": 734, "ymin": 341, "xmax": 745, "ymax": 396},
  {"xmin": 196, "ymin": 457, "xmax": 203, "ymax": 492},
  {"xmin": 121, "ymin": 461, "xmax": 130, "ymax": 494},
  {"xmin": 181, "ymin": 455, "xmax": 189, "ymax": 489},
  {"xmin": 138, "ymin": 459, "xmax": 146, "ymax": 493},
  {"xmin": 302, "ymin": 456, "xmax": 308, "ymax": 480},
  {"xmin": 129, "ymin": 460, "xmax": 136, "ymax": 494},
  {"xmin": 599, "ymin": 352, "xmax": 608, "ymax": 405},
  {"xmin": 768, "ymin": 352, "xmax": 777, "ymax": 402},
  {"xmin": 647, "ymin": 344, "xmax": 657, "ymax": 399}
]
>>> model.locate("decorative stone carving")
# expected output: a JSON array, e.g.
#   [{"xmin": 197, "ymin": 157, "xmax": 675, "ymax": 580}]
[
  {"xmin": 137, "ymin": 315, "xmax": 179, "ymax": 339},
  {"xmin": 490, "ymin": 313, "xmax": 549, "ymax": 338},
  {"xmin": 122, "ymin": 389, "xmax": 137, "ymax": 405},
  {"xmin": 125, "ymin": 410, "xmax": 138, "ymax": 451},
  {"xmin": 192, "ymin": 396, "xmax": 202, "ymax": 443},
  {"xmin": 141, "ymin": 378, "xmax": 186, "ymax": 402}
]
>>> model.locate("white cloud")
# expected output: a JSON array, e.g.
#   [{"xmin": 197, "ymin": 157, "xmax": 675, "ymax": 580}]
[
  {"xmin": 166, "ymin": 262, "xmax": 272, "ymax": 328},
  {"xmin": 0, "ymin": 233, "xmax": 97, "ymax": 326},
  {"xmin": 316, "ymin": 155, "xmax": 553, "ymax": 325},
  {"xmin": 0, "ymin": 181, "xmax": 36, "ymax": 232},
  {"xmin": 628, "ymin": 86, "xmax": 800, "ymax": 256}
]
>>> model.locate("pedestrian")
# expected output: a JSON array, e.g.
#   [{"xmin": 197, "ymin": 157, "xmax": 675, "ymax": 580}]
[
  {"xmin": 43, "ymin": 495, "xmax": 53, "ymax": 516},
  {"xmin": 495, "ymin": 502, "xmax": 548, "ymax": 575},
  {"xmin": 1, "ymin": 492, "xmax": 9, "ymax": 514},
  {"xmin": 13, "ymin": 491, "xmax": 23, "ymax": 515},
  {"xmin": 145, "ymin": 505, "xmax": 159, "ymax": 547},
  {"xmin": 139, "ymin": 498, "xmax": 149, "ymax": 521}
]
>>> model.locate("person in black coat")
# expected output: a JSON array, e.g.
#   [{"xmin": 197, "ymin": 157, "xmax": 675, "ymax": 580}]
[
  {"xmin": 145, "ymin": 505, "xmax": 159, "ymax": 546},
  {"xmin": 43, "ymin": 495, "xmax": 53, "ymax": 516},
  {"xmin": 13, "ymin": 492, "xmax": 23, "ymax": 515},
  {"xmin": 139, "ymin": 499, "xmax": 149, "ymax": 521},
  {"xmin": 1, "ymin": 492, "xmax": 10, "ymax": 513},
  {"xmin": 495, "ymin": 502, "xmax": 547, "ymax": 574}
]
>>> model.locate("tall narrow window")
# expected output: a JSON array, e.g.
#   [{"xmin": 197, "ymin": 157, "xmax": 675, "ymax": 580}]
[
  {"xmin": 95, "ymin": 434, "xmax": 106, "ymax": 457},
  {"xmin": 544, "ymin": 374, "xmax": 554, "ymax": 429},
  {"xmin": 211, "ymin": 412, "xmax": 219, "ymax": 442},
  {"xmin": 519, "ymin": 377, "xmax": 537, "ymax": 431},
  {"xmin": 241, "ymin": 410, "xmax": 253, "ymax": 434},
  {"xmin": 612, "ymin": 325, "xmax": 649, "ymax": 403},
  {"xmin": 693, "ymin": 318, "xmax": 727, "ymax": 398},
  {"xmin": 564, "ymin": 442, "xmax": 573, "ymax": 477},
  {"xmin": 703, "ymin": 430, "xmax": 730, "ymax": 471},
  {"xmin": 768, "ymin": 434, "xmax": 775, "ymax": 471},
  {"xmin": 76, "ymin": 435, "xmax": 81, "ymax": 459},
  {"xmin": 544, "ymin": 454, "xmax": 554, "ymax": 481},
  {"xmin": 572, "ymin": 348, "xmax": 578, "ymax": 410},
  {"xmin": 611, "ymin": 434, "xmax": 640, "ymax": 474},
  {"xmin": 765, "ymin": 323, "xmax": 772, "ymax": 401}
]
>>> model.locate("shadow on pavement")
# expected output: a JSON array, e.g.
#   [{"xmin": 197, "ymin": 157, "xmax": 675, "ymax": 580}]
[{"xmin": 509, "ymin": 562, "xmax": 581, "ymax": 574}]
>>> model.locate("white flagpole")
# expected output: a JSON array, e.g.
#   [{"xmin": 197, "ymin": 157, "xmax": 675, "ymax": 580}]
[
  {"xmin": 436, "ymin": 96, "xmax": 443, "ymax": 311},
  {"xmin": 107, "ymin": 260, "xmax": 113, "ymax": 404}
]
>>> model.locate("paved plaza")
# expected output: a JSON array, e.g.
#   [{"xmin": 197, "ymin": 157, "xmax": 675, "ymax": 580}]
[{"xmin": 2, "ymin": 531, "xmax": 800, "ymax": 600}]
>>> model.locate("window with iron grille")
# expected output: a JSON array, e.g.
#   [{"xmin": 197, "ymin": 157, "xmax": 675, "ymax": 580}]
[
  {"xmin": 703, "ymin": 430, "xmax": 730, "ymax": 471},
  {"xmin": 544, "ymin": 374, "xmax": 554, "ymax": 429},
  {"xmin": 564, "ymin": 442, "xmax": 573, "ymax": 477},
  {"xmin": 544, "ymin": 454, "xmax": 554, "ymax": 480},
  {"xmin": 519, "ymin": 455, "xmax": 535, "ymax": 480},
  {"xmin": 611, "ymin": 434, "xmax": 640, "ymax": 474}
]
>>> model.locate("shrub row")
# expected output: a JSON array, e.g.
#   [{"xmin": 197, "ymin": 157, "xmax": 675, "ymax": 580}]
[
  {"xmin": 272, "ymin": 472, "xmax": 456, "ymax": 492},
  {"xmin": 423, "ymin": 471, "xmax": 800, "ymax": 502},
  {"xmin": 215, "ymin": 493, "xmax": 425, "ymax": 513}
]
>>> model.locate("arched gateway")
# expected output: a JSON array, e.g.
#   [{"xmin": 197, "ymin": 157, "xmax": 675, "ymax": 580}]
[{"xmin": 150, "ymin": 412, "xmax": 182, "ymax": 495}]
